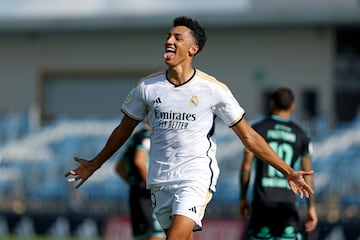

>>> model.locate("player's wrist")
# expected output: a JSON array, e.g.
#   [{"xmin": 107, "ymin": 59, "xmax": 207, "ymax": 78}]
[
  {"xmin": 283, "ymin": 167, "xmax": 294, "ymax": 179},
  {"xmin": 89, "ymin": 159, "xmax": 103, "ymax": 172}
]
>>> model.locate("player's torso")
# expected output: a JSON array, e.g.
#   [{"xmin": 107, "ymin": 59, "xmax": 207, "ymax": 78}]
[
  {"xmin": 145, "ymin": 73, "xmax": 217, "ymax": 154},
  {"xmin": 143, "ymin": 71, "xmax": 220, "ymax": 187},
  {"xmin": 253, "ymin": 116, "xmax": 306, "ymax": 203}
]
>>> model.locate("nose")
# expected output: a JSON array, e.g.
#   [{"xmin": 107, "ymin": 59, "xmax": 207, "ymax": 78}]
[{"xmin": 166, "ymin": 34, "xmax": 175, "ymax": 44}]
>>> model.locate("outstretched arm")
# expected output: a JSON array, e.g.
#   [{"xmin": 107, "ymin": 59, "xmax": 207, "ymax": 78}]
[
  {"xmin": 65, "ymin": 115, "xmax": 140, "ymax": 188},
  {"xmin": 232, "ymin": 119, "xmax": 314, "ymax": 198}
]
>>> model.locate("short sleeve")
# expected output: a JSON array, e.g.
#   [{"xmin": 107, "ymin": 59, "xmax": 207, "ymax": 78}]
[
  {"xmin": 212, "ymin": 87, "xmax": 245, "ymax": 127},
  {"xmin": 121, "ymin": 83, "xmax": 148, "ymax": 121},
  {"xmin": 302, "ymin": 134, "xmax": 313, "ymax": 157}
]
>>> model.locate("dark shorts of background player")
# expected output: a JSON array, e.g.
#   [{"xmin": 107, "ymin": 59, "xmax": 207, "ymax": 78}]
[
  {"xmin": 246, "ymin": 202, "xmax": 302, "ymax": 240},
  {"xmin": 129, "ymin": 187, "xmax": 164, "ymax": 239}
]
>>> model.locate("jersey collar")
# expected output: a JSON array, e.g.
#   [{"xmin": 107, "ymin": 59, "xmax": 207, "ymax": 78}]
[
  {"xmin": 166, "ymin": 69, "xmax": 196, "ymax": 87},
  {"xmin": 271, "ymin": 115, "xmax": 290, "ymax": 122}
]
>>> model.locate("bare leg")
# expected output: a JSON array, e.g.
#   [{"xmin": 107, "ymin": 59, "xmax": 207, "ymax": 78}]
[{"xmin": 164, "ymin": 214, "xmax": 196, "ymax": 240}]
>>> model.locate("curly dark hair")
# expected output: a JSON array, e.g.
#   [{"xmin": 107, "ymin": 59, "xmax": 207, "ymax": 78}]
[{"xmin": 173, "ymin": 16, "xmax": 207, "ymax": 54}]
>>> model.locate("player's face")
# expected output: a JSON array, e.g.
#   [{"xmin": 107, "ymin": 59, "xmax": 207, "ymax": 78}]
[{"xmin": 164, "ymin": 26, "xmax": 199, "ymax": 67}]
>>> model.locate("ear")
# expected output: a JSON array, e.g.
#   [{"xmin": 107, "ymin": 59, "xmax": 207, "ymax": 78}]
[
  {"xmin": 290, "ymin": 103, "xmax": 295, "ymax": 112},
  {"xmin": 189, "ymin": 44, "xmax": 199, "ymax": 56}
]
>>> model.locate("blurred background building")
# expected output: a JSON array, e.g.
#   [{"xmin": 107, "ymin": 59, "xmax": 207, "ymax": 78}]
[{"xmin": 0, "ymin": 0, "xmax": 360, "ymax": 239}]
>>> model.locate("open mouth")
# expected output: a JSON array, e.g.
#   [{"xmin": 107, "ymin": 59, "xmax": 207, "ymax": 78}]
[{"xmin": 164, "ymin": 48, "xmax": 176, "ymax": 59}]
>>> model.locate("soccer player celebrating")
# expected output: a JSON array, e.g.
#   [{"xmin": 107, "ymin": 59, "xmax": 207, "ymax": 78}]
[{"xmin": 65, "ymin": 16, "xmax": 314, "ymax": 240}]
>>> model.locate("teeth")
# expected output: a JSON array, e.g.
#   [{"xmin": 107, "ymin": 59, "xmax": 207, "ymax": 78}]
[{"xmin": 166, "ymin": 48, "xmax": 175, "ymax": 53}]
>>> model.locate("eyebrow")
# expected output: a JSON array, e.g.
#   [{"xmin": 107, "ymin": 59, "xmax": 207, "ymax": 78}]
[
  {"xmin": 168, "ymin": 31, "xmax": 184, "ymax": 37},
  {"xmin": 174, "ymin": 32, "xmax": 184, "ymax": 38}
]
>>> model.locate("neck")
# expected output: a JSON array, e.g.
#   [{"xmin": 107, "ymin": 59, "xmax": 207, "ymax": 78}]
[
  {"xmin": 272, "ymin": 110, "xmax": 291, "ymax": 119},
  {"xmin": 167, "ymin": 65, "xmax": 195, "ymax": 86}
]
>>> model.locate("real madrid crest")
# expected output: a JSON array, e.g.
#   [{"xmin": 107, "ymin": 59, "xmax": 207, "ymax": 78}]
[{"xmin": 189, "ymin": 95, "xmax": 199, "ymax": 107}]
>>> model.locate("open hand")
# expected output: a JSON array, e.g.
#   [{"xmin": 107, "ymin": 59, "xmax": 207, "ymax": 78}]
[
  {"xmin": 64, "ymin": 157, "xmax": 96, "ymax": 188},
  {"xmin": 286, "ymin": 170, "xmax": 314, "ymax": 198}
]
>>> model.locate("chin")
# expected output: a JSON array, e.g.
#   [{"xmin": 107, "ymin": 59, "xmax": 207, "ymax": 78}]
[{"xmin": 164, "ymin": 60, "xmax": 175, "ymax": 67}]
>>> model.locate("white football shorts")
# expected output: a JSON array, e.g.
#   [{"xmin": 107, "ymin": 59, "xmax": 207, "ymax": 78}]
[{"xmin": 150, "ymin": 180, "xmax": 213, "ymax": 231}]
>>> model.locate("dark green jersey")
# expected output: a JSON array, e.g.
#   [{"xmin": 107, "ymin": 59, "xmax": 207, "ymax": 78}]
[
  {"xmin": 252, "ymin": 115, "xmax": 312, "ymax": 204},
  {"xmin": 121, "ymin": 128, "xmax": 151, "ymax": 188}
]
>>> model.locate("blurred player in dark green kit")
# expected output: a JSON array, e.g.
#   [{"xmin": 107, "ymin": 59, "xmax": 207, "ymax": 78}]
[
  {"xmin": 116, "ymin": 122, "xmax": 165, "ymax": 240},
  {"xmin": 240, "ymin": 87, "xmax": 318, "ymax": 240}
]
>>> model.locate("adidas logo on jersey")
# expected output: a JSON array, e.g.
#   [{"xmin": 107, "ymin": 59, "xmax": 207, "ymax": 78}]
[{"xmin": 154, "ymin": 97, "xmax": 162, "ymax": 103}]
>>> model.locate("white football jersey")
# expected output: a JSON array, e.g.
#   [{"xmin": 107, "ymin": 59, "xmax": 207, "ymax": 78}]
[{"xmin": 122, "ymin": 69, "xmax": 245, "ymax": 192}]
